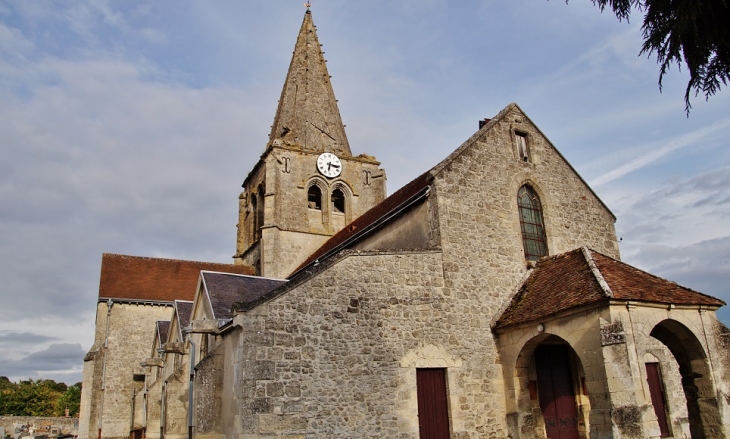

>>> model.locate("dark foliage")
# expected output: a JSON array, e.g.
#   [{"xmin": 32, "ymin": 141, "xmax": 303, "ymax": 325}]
[
  {"xmin": 582, "ymin": 0, "xmax": 730, "ymax": 113},
  {"xmin": 0, "ymin": 379, "xmax": 81, "ymax": 417}
]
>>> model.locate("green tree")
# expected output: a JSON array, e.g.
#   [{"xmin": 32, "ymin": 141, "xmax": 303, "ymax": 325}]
[
  {"xmin": 0, "ymin": 379, "xmax": 68, "ymax": 416},
  {"xmin": 55, "ymin": 383, "xmax": 81, "ymax": 417},
  {"xmin": 578, "ymin": 0, "xmax": 730, "ymax": 113}
]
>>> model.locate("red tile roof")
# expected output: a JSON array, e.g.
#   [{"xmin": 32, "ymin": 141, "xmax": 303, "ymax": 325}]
[
  {"xmin": 290, "ymin": 171, "xmax": 433, "ymax": 277},
  {"xmin": 98, "ymin": 253, "xmax": 254, "ymax": 302},
  {"xmin": 592, "ymin": 252, "xmax": 724, "ymax": 306},
  {"xmin": 495, "ymin": 248, "xmax": 724, "ymax": 329}
]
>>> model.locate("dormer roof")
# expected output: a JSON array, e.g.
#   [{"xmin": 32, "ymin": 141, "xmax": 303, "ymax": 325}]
[{"xmin": 200, "ymin": 271, "xmax": 288, "ymax": 320}]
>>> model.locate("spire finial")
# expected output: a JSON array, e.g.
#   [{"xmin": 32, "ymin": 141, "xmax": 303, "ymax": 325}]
[{"xmin": 304, "ymin": 2, "xmax": 311, "ymax": 10}]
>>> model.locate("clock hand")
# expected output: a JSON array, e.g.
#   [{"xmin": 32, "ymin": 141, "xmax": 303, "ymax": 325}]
[{"xmin": 330, "ymin": 164, "xmax": 340, "ymax": 168}]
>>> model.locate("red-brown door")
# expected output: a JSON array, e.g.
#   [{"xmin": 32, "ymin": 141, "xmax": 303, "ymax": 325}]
[
  {"xmin": 646, "ymin": 363, "xmax": 670, "ymax": 437},
  {"xmin": 416, "ymin": 368, "xmax": 451, "ymax": 439},
  {"xmin": 535, "ymin": 345, "xmax": 580, "ymax": 439}
]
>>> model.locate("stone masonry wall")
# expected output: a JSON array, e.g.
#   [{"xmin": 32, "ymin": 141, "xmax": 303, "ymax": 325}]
[
  {"xmin": 238, "ymin": 146, "xmax": 386, "ymax": 278},
  {"xmin": 224, "ymin": 250, "xmax": 517, "ymax": 438},
  {"xmin": 163, "ymin": 366, "xmax": 189, "ymax": 439},
  {"xmin": 613, "ymin": 305, "xmax": 730, "ymax": 438},
  {"xmin": 94, "ymin": 303, "xmax": 173, "ymax": 439},
  {"xmin": 432, "ymin": 105, "xmax": 619, "ymax": 328},
  {"xmin": 194, "ymin": 348, "xmax": 223, "ymax": 438},
  {"xmin": 78, "ymin": 303, "xmax": 108, "ymax": 439}
]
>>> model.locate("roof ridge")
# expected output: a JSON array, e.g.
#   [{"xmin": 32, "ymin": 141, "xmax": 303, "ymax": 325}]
[
  {"xmin": 590, "ymin": 249, "xmax": 726, "ymax": 305},
  {"xmin": 581, "ymin": 246, "xmax": 613, "ymax": 298},
  {"xmin": 200, "ymin": 270, "xmax": 287, "ymax": 282},
  {"xmin": 102, "ymin": 252, "xmax": 240, "ymax": 266}
]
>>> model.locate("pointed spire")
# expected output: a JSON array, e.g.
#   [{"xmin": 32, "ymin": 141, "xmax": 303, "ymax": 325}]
[{"xmin": 268, "ymin": 10, "xmax": 352, "ymax": 156}]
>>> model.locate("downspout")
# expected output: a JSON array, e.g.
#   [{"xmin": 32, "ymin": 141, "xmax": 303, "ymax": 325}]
[
  {"xmin": 130, "ymin": 385, "xmax": 136, "ymax": 434},
  {"xmin": 160, "ymin": 380, "xmax": 166, "ymax": 439},
  {"xmin": 142, "ymin": 374, "xmax": 148, "ymax": 436},
  {"xmin": 186, "ymin": 337, "xmax": 196, "ymax": 439},
  {"xmin": 98, "ymin": 299, "xmax": 113, "ymax": 439}
]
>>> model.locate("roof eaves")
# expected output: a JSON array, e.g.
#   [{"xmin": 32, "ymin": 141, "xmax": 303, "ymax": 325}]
[
  {"xmin": 97, "ymin": 297, "xmax": 175, "ymax": 306},
  {"xmin": 581, "ymin": 247, "xmax": 613, "ymax": 298},
  {"xmin": 494, "ymin": 299, "xmax": 610, "ymax": 333}
]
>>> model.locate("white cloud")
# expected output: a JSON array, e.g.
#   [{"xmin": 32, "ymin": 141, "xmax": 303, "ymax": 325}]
[
  {"xmin": 0, "ymin": 343, "xmax": 85, "ymax": 384},
  {"xmin": 590, "ymin": 118, "xmax": 730, "ymax": 187}
]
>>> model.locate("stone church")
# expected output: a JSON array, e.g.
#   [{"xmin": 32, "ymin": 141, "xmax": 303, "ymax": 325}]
[{"xmin": 78, "ymin": 9, "xmax": 730, "ymax": 439}]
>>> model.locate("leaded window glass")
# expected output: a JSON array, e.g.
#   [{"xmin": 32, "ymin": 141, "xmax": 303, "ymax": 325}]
[{"xmin": 517, "ymin": 185, "xmax": 548, "ymax": 261}]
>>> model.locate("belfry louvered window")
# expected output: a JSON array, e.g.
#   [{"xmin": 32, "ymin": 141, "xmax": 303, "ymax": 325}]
[{"xmin": 517, "ymin": 185, "xmax": 548, "ymax": 261}]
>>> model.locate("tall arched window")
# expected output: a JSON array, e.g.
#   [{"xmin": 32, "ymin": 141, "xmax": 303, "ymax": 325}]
[
  {"xmin": 331, "ymin": 188, "xmax": 345, "ymax": 214},
  {"xmin": 308, "ymin": 185, "xmax": 322, "ymax": 210},
  {"xmin": 517, "ymin": 185, "xmax": 548, "ymax": 261}
]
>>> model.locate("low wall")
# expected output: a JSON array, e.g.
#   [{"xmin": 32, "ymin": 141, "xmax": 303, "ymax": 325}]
[{"xmin": 0, "ymin": 417, "xmax": 79, "ymax": 436}]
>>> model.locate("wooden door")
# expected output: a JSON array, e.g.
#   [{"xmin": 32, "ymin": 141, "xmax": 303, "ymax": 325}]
[
  {"xmin": 535, "ymin": 345, "xmax": 580, "ymax": 439},
  {"xmin": 646, "ymin": 363, "xmax": 670, "ymax": 437},
  {"xmin": 416, "ymin": 368, "xmax": 451, "ymax": 439}
]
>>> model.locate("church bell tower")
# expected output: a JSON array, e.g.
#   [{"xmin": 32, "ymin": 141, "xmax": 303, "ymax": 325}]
[{"xmin": 234, "ymin": 9, "xmax": 387, "ymax": 279}]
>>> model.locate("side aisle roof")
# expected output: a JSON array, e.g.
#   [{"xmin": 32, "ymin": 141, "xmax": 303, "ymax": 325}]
[{"xmin": 98, "ymin": 253, "xmax": 254, "ymax": 303}]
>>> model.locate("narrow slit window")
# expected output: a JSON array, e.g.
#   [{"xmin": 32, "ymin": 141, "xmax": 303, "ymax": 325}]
[
  {"xmin": 250, "ymin": 194, "xmax": 258, "ymax": 241},
  {"xmin": 517, "ymin": 185, "xmax": 548, "ymax": 261},
  {"xmin": 308, "ymin": 185, "xmax": 322, "ymax": 210},
  {"xmin": 256, "ymin": 185, "xmax": 265, "ymax": 240},
  {"xmin": 332, "ymin": 188, "xmax": 345, "ymax": 214},
  {"xmin": 516, "ymin": 133, "xmax": 529, "ymax": 162}
]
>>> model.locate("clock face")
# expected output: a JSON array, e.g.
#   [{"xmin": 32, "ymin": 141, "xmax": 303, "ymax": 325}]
[{"xmin": 316, "ymin": 153, "xmax": 342, "ymax": 178}]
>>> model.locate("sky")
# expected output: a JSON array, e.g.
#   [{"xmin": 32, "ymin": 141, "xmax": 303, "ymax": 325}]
[{"xmin": 0, "ymin": 1, "xmax": 728, "ymax": 385}]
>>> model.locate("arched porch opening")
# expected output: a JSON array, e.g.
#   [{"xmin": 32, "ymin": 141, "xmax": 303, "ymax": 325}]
[
  {"xmin": 650, "ymin": 319, "xmax": 725, "ymax": 439},
  {"xmin": 511, "ymin": 334, "xmax": 590, "ymax": 439}
]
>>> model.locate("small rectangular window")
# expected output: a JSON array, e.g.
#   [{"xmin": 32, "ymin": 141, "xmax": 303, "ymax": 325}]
[{"xmin": 516, "ymin": 133, "xmax": 529, "ymax": 162}]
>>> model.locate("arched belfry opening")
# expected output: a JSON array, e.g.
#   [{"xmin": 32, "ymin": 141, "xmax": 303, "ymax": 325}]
[
  {"xmin": 308, "ymin": 185, "xmax": 322, "ymax": 210},
  {"xmin": 331, "ymin": 188, "xmax": 345, "ymax": 214},
  {"xmin": 649, "ymin": 319, "xmax": 724, "ymax": 439}
]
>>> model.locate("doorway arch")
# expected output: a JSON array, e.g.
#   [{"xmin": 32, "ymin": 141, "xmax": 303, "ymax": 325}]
[
  {"xmin": 650, "ymin": 319, "xmax": 724, "ymax": 439},
  {"xmin": 512, "ymin": 334, "xmax": 590, "ymax": 439}
]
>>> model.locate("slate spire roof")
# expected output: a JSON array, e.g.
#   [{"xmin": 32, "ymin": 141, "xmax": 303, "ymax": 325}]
[
  {"xmin": 267, "ymin": 9, "xmax": 351, "ymax": 156},
  {"xmin": 495, "ymin": 247, "xmax": 725, "ymax": 329}
]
